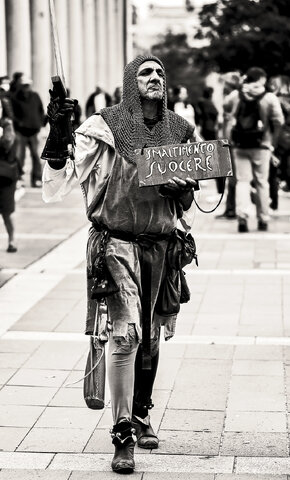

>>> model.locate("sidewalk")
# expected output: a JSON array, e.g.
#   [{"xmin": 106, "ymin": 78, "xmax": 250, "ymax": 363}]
[{"xmin": 0, "ymin": 181, "xmax": 290, "ymax": 478}]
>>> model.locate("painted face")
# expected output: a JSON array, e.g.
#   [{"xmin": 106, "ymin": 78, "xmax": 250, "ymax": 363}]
[{"xmin": 137, "ymin": 61, "xmax": 164, "ymax": 101}]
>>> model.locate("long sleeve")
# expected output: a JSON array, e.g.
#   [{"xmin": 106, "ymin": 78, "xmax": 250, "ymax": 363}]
[{"xmin": 42, "ymin": 115, "xmax": 115, "ymax": 204}]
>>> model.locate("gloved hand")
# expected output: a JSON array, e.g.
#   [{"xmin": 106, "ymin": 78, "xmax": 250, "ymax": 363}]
[{"xmin": 47, "ymin": 92, "xmax": 78, "ymax": 124}]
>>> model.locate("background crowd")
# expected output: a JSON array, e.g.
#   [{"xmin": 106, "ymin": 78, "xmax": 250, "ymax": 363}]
[{"xmin": 1, "ymin": 64, "xmax": 290, "ymax": 253}]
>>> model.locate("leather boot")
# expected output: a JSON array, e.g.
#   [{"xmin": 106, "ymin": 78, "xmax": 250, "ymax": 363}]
[
  {"xmin": 132, "ymin": 415, "xmax": 159, "ymax": 449},
  {"xmin": 110, "ymin": 420, "xmax": 136, "ymax": 473}
]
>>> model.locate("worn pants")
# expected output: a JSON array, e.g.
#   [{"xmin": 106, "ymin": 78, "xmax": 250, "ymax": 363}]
[
  {"xmin": 108, "ymin": 323, "xmax": 160, "ymax": 425},
  {"xmin": 235, "ymin": 148, "xmax": 271, "ymax": 223},
  {"xmin": 16, "ymin": 132, "xmax": 42, "ymax": 183}
]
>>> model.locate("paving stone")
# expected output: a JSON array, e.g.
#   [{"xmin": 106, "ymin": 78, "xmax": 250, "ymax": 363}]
[
  {"xmin": 70, "ymin": 472, "xmax": 143, "ymax": 480},
  {"xmin": 23, "ymin": 342, "xmax": 86, "ymax": 370},
  {"xmin": 0, "ymin": 405, "xmax": 45, "ymax": 427},
  {"xmin": 160, "ymin": 409, "xmax": 224, "ymax": 432},
  {"xmin": 169, "ymin": 377, "xmax": 229, "ymax": 410},
  {"xmin": 0, "ymin": 452, "xmax": 53, "ymax": 469},
  {"xmin": 225, "ymin": 411, "xmax": 287, "ymax": 433},
  {"xmin": 0, "ymin": 353, "xmax": 31, "ymax": 369},
  {"xmin": 232, "ymin": 360, "xmax": 284, "ymax": 376},
  {"xmin": 0, "ymin": 386, "xmax": 58, "ymax": 406},
  {"xmin": 159, "ymin": 342, "xmax": 186, "ymax": 358},
  {"xmin": 35, "ymin": 406, "xmax": 102, "ymax": 430},
  {"xmin": 216, "ymin": 476, "xmax": 287, "ymax": 480},
  {"xmin": 153, "ymin": 430, "xmax": 221, "ymax": 455},
  {"xmin": 236, "ymin": 457, "xmax": 290, "ymax": 474},
  {"xmin": 7, "ymin": 369, "xmax": 69, "ymax": 388},
  {"xmin": 227, "ymin": 376, "xmax": 286, "ymax": 411},
  {"xmin": 49, "ymin": 452, "xmax": 234, "ymax": 473},
  {"xmin": 143, "ymin": 475, "xmax": 214, "ymax": 480},
  {"xmin": 176, "ymin": 359, "xmax": 232, "ymax": 384},
  {"xmin": 17, "ymin": 427, "xmax": 91, "ymax": 453},
  {"xmin": 220, "ymin": 432, "xmax": 288, "ymax": 457},
  {"xmin": 0, "ymin": 470, "xmax": 71, "ymax": 479},
  {"xmin": 49, "ymin": 387, "xmax": 85, "ymax": 408},
  {"xmin": 84, "ymin": 428, "xmax": 118, "ymax": 454},
  {"xmin": 154, "ymin": 358, "xmax": 182, "ymax": 390},
  {"xmin": 61, "ymin": 370, "xmax": 84, "ymax": 389},
  {"xmin": 185, "ymin": 345, "xmax": 234, "ymax": 360},
  {"xmin": 0, "ymin": 339, "xmax": 42, "ymax": 353},
  {"xmin": 152, "ymin": 389, "xmax": 171, "ymax": 410},
  {"xmin": 0, "ymin": 427, "xmax": 30, "ymax": 451},
  {"xmin": 234, "ymin": 346, "xmax": 283, "ymax": 360},
  {"xmin": 0, "ymin": 369, "xmax": 17, "ymax": 385}
]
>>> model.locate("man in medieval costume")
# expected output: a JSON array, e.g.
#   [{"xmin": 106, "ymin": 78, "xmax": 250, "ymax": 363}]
[{"xmin": 42, "ymin": 55, "xmax": 201, "ymax": 474}]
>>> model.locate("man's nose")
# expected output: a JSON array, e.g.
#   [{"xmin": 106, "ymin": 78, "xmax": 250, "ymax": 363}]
[{"xmin": 150, "ymin": 70, "xmax": 160, "ymax": 82}]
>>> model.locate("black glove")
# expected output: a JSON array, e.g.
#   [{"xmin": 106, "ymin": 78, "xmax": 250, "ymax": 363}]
[
  {"xmin": 47, "ymin": 92, "xmax": 78, "ymax": 124},
  {"xmin": 41, "ymin": 93, "xmax": 78, "ymax": 165}
]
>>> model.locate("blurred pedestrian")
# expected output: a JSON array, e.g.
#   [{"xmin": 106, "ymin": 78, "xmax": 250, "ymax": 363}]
[
  {"xmin": 0, "ymin": 90, "xmax": 19, "ymax": 253},
  {"xmin": 85, "ymin": 86, "xmax": 111, "ymax": 117},
  {"xmin": 196, "ymin": 86, "xmax": 223, "ymax": 194},
  {"xmin": 112, "ymin": 86, "xmax": 122, "ymax": 105},
  {"xmin": 0, "ymin": 75, "xmax": 13, "ymax": 118},
  {"xmin": 216, "ymin": 72, "xmax": 241, "ymax": 219},
  {"xmin": 172, "ymin": 85, "xmax": 195, "ymax": 126},
  {"xmin": 43, "ymin": 54, "xmax": 201, "ymax": 474},
  {"xmin": 10, "ymin": 73, "xmax": 45, "ymax": 188},
  {"xmin": 9, "ymin": 72, "xmax": 22, "ymax": 94},
  {"xmin": 196, "ymin": 86, "xmax": 218, "ymax": 140},
  {"xmin": 226, "ymin": 67, "xmax": 284, "ymax": 232},
  {"xmin": 268, "ymin": 75, "xmax": 290, "ymax": 195},
  {"xmin": 66, "ymin": 88, "xmax": 82, "ymax": 130}
]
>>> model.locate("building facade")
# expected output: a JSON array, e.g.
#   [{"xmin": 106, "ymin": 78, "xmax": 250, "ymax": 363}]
[{"xmin": 0, "ymin": 0, "xmax": 131, "ymax": 108}]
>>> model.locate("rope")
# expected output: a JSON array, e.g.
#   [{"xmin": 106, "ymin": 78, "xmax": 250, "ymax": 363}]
[
  {"xmin": 193, "ymin": 178, "xmax": 226, "ymax": 214},
  {"xmin": 64, "ymin": 342, "xmax": 105, "ymax": 387}
]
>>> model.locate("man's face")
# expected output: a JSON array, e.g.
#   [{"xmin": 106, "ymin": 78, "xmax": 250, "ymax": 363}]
[{"xmin": 137, "ymin": 61, "xmax": 164, "ymax": 101}]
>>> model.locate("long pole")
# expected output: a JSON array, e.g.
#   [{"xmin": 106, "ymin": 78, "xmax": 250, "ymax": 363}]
[{"xmin": 49, "ymin": 0, "xmax": 66, "ymax": 90}]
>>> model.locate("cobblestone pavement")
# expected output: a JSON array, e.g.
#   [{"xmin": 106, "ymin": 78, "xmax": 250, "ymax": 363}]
[{"xmin": 0, "ymin": 178, "xmax": 290, "ymax": 479}]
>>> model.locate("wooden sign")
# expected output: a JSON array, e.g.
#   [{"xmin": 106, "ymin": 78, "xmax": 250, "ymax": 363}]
[{"xmin": 135, "ymin": 139, "xmax": 233, "ymax": 187}]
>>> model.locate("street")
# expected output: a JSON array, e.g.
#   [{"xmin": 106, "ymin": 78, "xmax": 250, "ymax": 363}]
[{"xmin": 0, "ymin": 178, "xmax": 290, "ymax": 479}]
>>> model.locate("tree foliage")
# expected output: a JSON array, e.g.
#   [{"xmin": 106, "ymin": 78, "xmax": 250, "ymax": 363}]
[
  {"xmin": 151, "ymin": 32, "xmax": 203, "ymax": 102},
  {"xmin": 195, "ymin": 0, "xmax": 290, "ymax": 76}
]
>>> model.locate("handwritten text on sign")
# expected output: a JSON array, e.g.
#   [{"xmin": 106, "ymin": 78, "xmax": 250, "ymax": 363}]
[{"xmin": 135, "ymin": 139, "xmax": 233, "ymax": 187}]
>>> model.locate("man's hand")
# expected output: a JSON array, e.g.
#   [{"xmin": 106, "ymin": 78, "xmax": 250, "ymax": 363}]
[
  {"xmin": 47, "ymin": 94, "xmax": 77, "ymax": 124},
  {"xmin": 167, "ymin": 176, "xmax": 198, "ymax": 192},
  {"xmin": 270, "ymin": 154, "xmax": 280, "ymax": 168}
]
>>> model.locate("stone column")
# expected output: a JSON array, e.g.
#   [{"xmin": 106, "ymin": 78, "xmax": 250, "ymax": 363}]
[
  {"xmin": 54, "ymin": 0, "xmax": 70, "ymax": 87},
  {"xmin": 106, "ymin": 0, "xmax": 117, "ymax": 94},
  {"xmin": 115, "ymin": 0, "xmax": 125, "ymax": 86},
  {"xmin": 83, "ymin": 0, "xmax": 96, "ymax": 101},
  {"xmin": 125, "ymin": 0, "xmax": 133, "ymax": 63},
  {"xmin": 95, "ymin": 0, "xmax": 107, "ymax": 90},
  {"xmin": 0, "ymin": 0, "xmax": 7, "ymax": 76},
  {"xmin": 68, "ymin": 0, "xmax": 84, "ymax": 107},
  {"xmin": 5, "ymin": 0, "xmax": 31, "ymax": 77},
  {"xmin": 31, "ymin": 0, "xmax": 51, "ymax": 106}
]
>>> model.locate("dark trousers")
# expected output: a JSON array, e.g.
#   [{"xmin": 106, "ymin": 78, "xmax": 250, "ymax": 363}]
[
  {"xmin": 16, "ymin": 132, "xmax": 42, "ymax": 183},
  {"xmin": 225, "ymin": 149, "xmax": 236, "ymax": 214},
  {"xmin": 269, "ymin": 163, "xmax": 279, "ymax": 210},
  {"xmin": 133, "ymin": 338, "xmax": 160, "ymax": 419}
]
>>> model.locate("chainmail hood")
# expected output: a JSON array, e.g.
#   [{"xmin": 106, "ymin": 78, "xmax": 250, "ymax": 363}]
[{"xmin": 100, "ymin": 54, "xmax": 194, "ymax": 160}]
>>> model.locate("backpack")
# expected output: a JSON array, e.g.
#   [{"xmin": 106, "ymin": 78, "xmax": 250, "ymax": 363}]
[{"xmin": 231, "ymin": 93, "xmax": 265, "ymax": 148}]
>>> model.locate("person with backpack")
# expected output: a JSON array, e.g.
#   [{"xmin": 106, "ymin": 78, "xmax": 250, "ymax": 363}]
[{"xmin": 225, "ymin": 67, "xmax": 284, "ymax": 232}]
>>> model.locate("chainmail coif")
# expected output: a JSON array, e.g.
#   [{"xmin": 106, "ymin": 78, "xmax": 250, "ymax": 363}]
[{"xmin": 100, "ymin": 54, "xmax": 194, "ymax": 161}]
